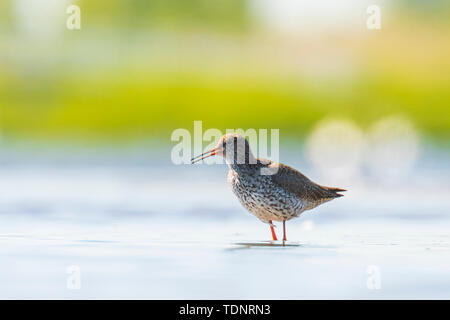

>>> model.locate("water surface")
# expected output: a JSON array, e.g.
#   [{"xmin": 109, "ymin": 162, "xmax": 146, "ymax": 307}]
[{"xmin": 0, "ymin": 148, "xmax": 449, "ymax": 299}]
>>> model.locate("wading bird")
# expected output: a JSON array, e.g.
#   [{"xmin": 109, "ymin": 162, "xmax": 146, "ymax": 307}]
[{"xmin": 191, "ymin": 134, "xmax": 345, "ymax": 243}]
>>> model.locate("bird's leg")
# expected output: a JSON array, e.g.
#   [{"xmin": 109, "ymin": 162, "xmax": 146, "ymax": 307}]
[
  {"xmin": 269, "ymin": 220, "xmax": 277, "ymax": 241},
  {"xmin": 282, "ymin": 220, "xmax": 287, "ymax": 244}
]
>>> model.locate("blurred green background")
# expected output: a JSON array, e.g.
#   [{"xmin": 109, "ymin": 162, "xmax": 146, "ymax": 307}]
[{"xmin": 0, "ymin": 0, "xmax": 449, "ymax": 145}]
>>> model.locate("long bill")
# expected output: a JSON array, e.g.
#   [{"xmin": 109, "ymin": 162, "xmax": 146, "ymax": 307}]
[{"xmin": 191, "ymin": 148, "xmax": 218, "ymax": 164}]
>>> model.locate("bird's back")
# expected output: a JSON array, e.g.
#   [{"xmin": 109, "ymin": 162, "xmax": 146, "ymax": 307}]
[{"xmin": 268, "ymin": 161, "xmax": 345, "ymax": 210}]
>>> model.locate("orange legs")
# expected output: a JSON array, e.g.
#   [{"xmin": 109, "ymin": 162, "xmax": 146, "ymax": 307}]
[
  {"xmin": 268, "ymin": 220, "xmax": 287, "ymax": 243},
  {"xmin": 269, "ymin": 220, "xmax": 277, "ymax": 241}
]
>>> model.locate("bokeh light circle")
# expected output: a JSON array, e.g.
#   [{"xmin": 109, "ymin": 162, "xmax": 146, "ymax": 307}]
[
  {"xmin": 306, "ymin": 118, "xmax": 365, "ymax": 180},
  {"xmin": 366, "ymin": 115, "xmax": 419, "ymax": 179}
]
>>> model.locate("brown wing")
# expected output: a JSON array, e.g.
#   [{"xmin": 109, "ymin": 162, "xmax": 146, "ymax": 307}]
[{"xmin": 268, "ymin": 162, "xmax": 345, "ymax": 205}]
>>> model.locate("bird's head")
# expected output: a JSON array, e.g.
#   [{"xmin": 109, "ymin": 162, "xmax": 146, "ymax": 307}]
[{"xmin": 191, "ymin": 133, "xmax": 256, "ymax": 165}]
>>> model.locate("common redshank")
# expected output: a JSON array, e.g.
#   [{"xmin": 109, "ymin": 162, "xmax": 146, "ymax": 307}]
[{"xmin": 191, "ymin": 133, "xmax": 346, "ymax": 243}]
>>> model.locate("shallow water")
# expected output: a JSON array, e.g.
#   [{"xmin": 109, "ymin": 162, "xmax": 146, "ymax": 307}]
[{"xmin": 0, "ymin": 148, "xmax": 449, "ymax": 299}]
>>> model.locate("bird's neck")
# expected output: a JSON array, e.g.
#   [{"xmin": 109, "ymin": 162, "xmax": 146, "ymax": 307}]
[
  {"xmin": 228, "ymin": 159, "xmax": 267, "ymax": 175},
  {"xmin": 225, "ymin": 149, "xmax": 256, "ymax": 165}
]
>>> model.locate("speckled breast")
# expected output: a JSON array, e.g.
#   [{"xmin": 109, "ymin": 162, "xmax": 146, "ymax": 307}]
[{"xmin": 227, "ymin": 167, "xmax": 305, "ymax": 222}]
